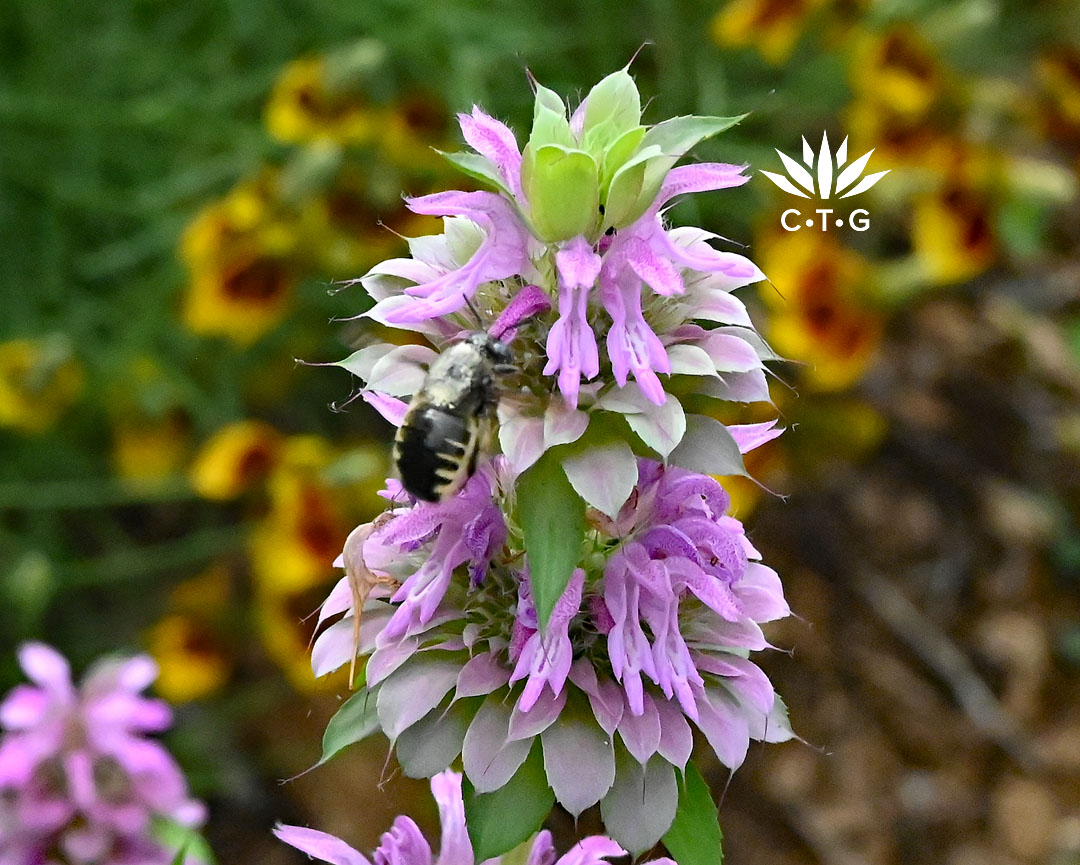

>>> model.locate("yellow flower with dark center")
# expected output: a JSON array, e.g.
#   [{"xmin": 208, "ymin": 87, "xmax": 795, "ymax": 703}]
[
  {"xmin": 112, "ymin": 408, "xmax": 191, "ymax": 486},
  {"xmin": 256, "ymin": 583, "xmax": 344, "ymax": 692},
  {"xmin": 910, "ymin": 144, "xmax": 998, "ymax": 284},
  {"xmin": 710, "ymin": 0, "xmax": 825, "ymax": 65},
  {"xmin": 265, "ymin": 56, "xmax": 381, "ymax": 146},
  {"xmin": 912, "ymin": 180, "xmax": 996, "ymax": 284},
  {"xmin": 379, "ymin": 92, "xmax": 451, "ymax": 169},
  {"xmin": 298, "ymin": 167, "xmax": 441, "ymax": 276},
  {"xmin": 760, "ymin": 230, "xmax": 882, "ymax": 391},
  {"xmin": 852, "ymin": 26, "xmax": 942, "ymax": 118},
  {"xmin": 147, "ymin": 614, "xmax": 232, "ymax": 703},
  {"xmin": 181, "ymin": 176, "xmax": 298, "ymax": 345},
  {"xmin": 249, "ymin": 436, "xmax": 348, "ymax": 597},
  {"xmin": 146, "ymin": 564, "xmax": 234, "ymax": 703},
  {"xmin": 846, "ymin": 97, "xmax": 950, "ymax": 169},
  {"xmin": 190, "ymin": 420, "xmax": 282, "ymax": 501},
  {"xmin": 0, "ymin": 336, "xmax": 83, "ymax": 434}
]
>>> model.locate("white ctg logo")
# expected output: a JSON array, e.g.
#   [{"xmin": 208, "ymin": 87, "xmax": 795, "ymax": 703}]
[{"xmin": 761, "ymin": 133, "xmax": 889, "ymax": 232}]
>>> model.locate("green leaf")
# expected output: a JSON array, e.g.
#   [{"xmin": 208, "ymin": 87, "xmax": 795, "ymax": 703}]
[
  {"xmin": 663, "ymin": 762, "xmax": 724, "ymax": 865},
  {"xmin": 528, "ymin": 83, "xmax": 573, "ymax": 150},
  {"xmin": 613, "ymin": 114, "xmax": 746, "ymax": 226},
  {"xmin": 582, "ymin": 69, "xmax": 642, "ymax": 156},
  {"xmin": 153, "ymin": 818, "xmax": 215, "ymax": 865},
  {"xmin": 319, "ymin": 686, "xmax": 380, "ymax": 766},
  {"xmin": 583, "ymin": 69, "xmax": 641, "ymax": 139},
  {"xmin": 516, "ymin": 448, "xmax": 585, "ymax": 630},
  {"xmin": 436, "ymin": 149, "xmax": 513, "ymax": 198},
  {"xmin": 464, "ymin": 741, "xmax": 554, "ymax": 861},
  {"xmin": 523, "ymin": 145, "xmax": 599, "ymax": 242},
  {"xmin": 639, "ymin": 114, "xmax": 746, "ymax": 162}
]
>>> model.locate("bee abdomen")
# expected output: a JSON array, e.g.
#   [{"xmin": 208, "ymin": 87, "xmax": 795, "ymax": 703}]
[{"xmin": 394, "ymin": 406, "xmax": 479, "ymax": 502}]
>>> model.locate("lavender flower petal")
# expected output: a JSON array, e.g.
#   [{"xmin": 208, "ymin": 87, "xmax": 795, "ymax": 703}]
[
  {"xmin": 554, "ymin": 836, "xmax": 626, "ymax": 865},
  {"xmin": 376, "ymin": 659, "xmax": 461, "ymax": 741},
  {"xmin": 375, "ymin": 191, "xmax": 529, "ymax": 323},
  {"xmin": 599, "ymin": 753, "xmax": 678, "ymax": 854},
  {"xmin": 397, "ymin": 703, "xmax": 471, "ymax": 779},
  {"xmin": 455, "ymin": 652, "xmax": 512, "ymax": 700},
  {"xmin": 274, "ymin": 825, "xmax": 374, "ymax": 865},
  {"xmin": 461, "ymin": 695, "xmax": 532, "ymax": 794},
  {"xmin": 540, "ymin": 712, "xmax": 615, "ymax": 817},
  {"xmin": 430, "ymin": 770, "xmax": 474, "ymax": 865},
  {"xmin": 458, "ymin": 107, "xmax": 523, "ymax": 198}
]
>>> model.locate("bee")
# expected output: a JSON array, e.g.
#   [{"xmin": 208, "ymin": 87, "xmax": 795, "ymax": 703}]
[{"xmin": 393, "ymin": 332, "xmax": 514, "ymax": 502}]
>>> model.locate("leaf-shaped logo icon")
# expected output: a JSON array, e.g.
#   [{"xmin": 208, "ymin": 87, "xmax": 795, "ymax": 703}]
[{"xmin": 761, "ymin": 133, "xmax": 889, "ymax": 200}]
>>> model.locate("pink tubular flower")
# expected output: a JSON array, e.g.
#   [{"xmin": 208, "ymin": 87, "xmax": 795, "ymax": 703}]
[
  {"xmin": 275, "ymin": 770, "xmax": 658, "ymax": 865},
  {"xmin": 600, "ymin": 263, "xmax": 671, "ymax": 405},
  {"xmin": 309, "ymin": 456, "xmax": 790, "ymax": 853},
  {"xmin": 544, "ymin": 237, "xmax": 603, "ymax": 408},
  {"xmin": 600, "ymin": 461, "xmax": 758, "ymax": 721},
  {"xmin": 368, "ymin": 190, "xmax": 530, "ymax": 325},
  {"xmin": 307, "ymin": 72, "xmax": 794, "ymax": 857},
  {"xmin": 509, "ymin": 569, "xmax": 585, "ymax": 712},
  {"xmin": 456, "ymin": 107, "xmax": 523, "ymax": 199},
  {"xmin": 0, "ymin": 643, "xmax": 205, "ymax": 865},
  {"xmin": 367, "ymin": 465, "xmax": 506, "ymax": 649},
  {"xmin": 344, "ymin": 86, "xmax": 770, "ymax": 431}
]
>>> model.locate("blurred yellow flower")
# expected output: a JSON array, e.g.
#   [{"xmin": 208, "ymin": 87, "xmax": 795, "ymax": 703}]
[
  {"xmin": 846, "ymin": 97, "xmax": 949, "ymax": 169},
  {"xmin": 171, "ymin": 561, "xmax": 234, "ymax": 611},
  {"xmin": 759, "ymin": 230, "xmax": 882, "ymax": 391},
  {"xmin": 112, "ymin": 408, "xmax": 191, "ymax": 486},
  {"xmin": 710, "ymin": 0, "xmax": 825, "ymax": 65},
  {"xmin": 256, "ymin": 585, "xmax": 343, "ymax": 693},
  {"xmin": 298, "ymin": 167, "xmax": 436, "ymax": 276},
  {"xmin": 0, "ymin": 337, "xmax": 83, "ymax": 434},
  {"xmin": 911, "ymin": 147, "xmax": 998, "ymax": 284},
  {"xmin": 1037, "ymin": 48, "xmax": 1080, "ymax": 150},
  {"xmin": 845, "ymin": 26, "xmax": 951, "ymax": 171},
  {"xmin": 146, "ymin": 564, "xmax": 234, "ymax": 703},
  {"xmin": 190, "ymin": 420, "xmax": 282, "ymax": 500},
  {"xmin": 911, "ymin": 181, "xmax": 996, "ymax": 284},
  {"xmin": 249, "ymin": 436, "xmax": 348, "ymax": 597},
  {"xmin": 181, "ymin": 176, "xmax": 298, "ymax": 345},
  {"xmin": 852, "ymin": 26, "xmax": 943, "ymax": 118},
  {"xmin": 265, "ymin": 56, "xmax": 381, "ymax": 146},
  {"xmin": 147, "ymin": 614, "xmax": 232, "ymax": 703},
  {"xmin": 379, "ymin": 93, "xmax": 450, "ymax": 169}
]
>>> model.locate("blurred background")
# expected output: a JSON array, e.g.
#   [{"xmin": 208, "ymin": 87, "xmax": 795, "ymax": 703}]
[{"xmin": 2, "ymin": 0, "xmax": 1079, "ymax": 863}]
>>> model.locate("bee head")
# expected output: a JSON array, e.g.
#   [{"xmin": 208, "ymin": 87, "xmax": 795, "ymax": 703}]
[{"xmin": 466, "ymin": 332, "xmax": 513, "ymax": 367}]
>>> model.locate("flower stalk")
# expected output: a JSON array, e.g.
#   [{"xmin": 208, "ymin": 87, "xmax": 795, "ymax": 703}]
[{"xmin": 290, "ymin": 67, "xmax": 794, "ymax": 863}]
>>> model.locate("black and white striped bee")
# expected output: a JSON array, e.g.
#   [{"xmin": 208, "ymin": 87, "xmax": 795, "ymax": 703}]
[{"xmin": 393, "ymin": 332, "xmax": 514, "ymax": 502}]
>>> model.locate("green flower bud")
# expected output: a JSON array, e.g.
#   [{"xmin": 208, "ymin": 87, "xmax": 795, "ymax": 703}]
[
  {"xmin": 528, "ymin": 83, "xmax": 574, "ymax": 150},
  {"xmin": 580, "ymin": 68, "xmax": 642, "ymax": 156},
  {"xmin": 522, "ymin": 144, "xmax": 599, "ymax": 242}
]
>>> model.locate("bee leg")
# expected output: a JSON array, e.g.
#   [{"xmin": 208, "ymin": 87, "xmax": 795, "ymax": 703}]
[{"xmin": 472, "ymin": 404, "xmax": 499, "ymax": 475}]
